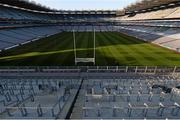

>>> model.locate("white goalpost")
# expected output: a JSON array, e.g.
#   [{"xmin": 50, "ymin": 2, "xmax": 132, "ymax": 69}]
[{"xmin": 73, "ymin": 29, "xmax": 96, "ymax": 65}]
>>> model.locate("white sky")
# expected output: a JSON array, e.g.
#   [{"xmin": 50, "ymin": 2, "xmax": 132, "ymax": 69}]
[{"xmin": 32, "ymin": 0, "xmax": 139, "ymax": 10}]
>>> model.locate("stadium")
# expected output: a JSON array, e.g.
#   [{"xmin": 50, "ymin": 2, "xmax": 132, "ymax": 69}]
[{"xmin": 0, "ymin": 0, "xmax": 180, "ymax": 119}]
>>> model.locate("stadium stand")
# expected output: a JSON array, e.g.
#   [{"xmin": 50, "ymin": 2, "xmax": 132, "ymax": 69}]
[
  {"xmin": 0, "ymin": 3, "xmax": 116, "ymax": 21},
  {"xmin": 52, "ymin": 24, "xmax": 180, "ymax": 52},
  {"xmin": 0, "ymin": 0, "xmax": 180, "ymax": 119},
  {"xmin": 80, "ymin": 76, "xmax": 180, "ymax": 119},
  {"xmin": 115, "ymin": 25, "xmax": 180, "ymax": 51},
  {"xmin": 0, "ymin": 24, "xmax": 179, "ymax": 52},
  {"xmin": 0, "ymin": 66, "xmax": 179, "ymax": 119},
  {"xmin": 116, "ymin": 0, "xmax": 180, "ymax": 21},
  {"xmin": 0, "ymin": 76, "xmax": 81, "ymax": 119},
  {"xmin": 167, "ymin": 8, "xmax": 180, "ymax": 19},
  {"xmin": 0, "ymin": 0, "xmax": 116, "ymax": 51},
  {"xmin": 0, "ymin": 26, "xmax": 61, "ymax": 50},
  {"xmin": 117, "ymin": 7, "xmax": 180, "ymax": 20},
  {"xmin": 0, "ymin": 5, "xmax": 53, "ymax": 20},
  {"xmin": 123, "ymin": 0, "xmax": 180, "ymax": 15},
  {"xmin": 2, "ymin": 1, "xmax": 178, "ymax": 52}
]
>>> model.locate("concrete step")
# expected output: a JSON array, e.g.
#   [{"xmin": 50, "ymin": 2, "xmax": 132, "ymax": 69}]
[{"xmin": 70, "ymin": 90, "xmax": 85, "ymax": 119}]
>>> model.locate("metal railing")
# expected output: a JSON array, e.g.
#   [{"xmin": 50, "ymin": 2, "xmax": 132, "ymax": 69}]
[{"xmin": 0, "ymin": 66, "xmax": 179, "ymax": 74}]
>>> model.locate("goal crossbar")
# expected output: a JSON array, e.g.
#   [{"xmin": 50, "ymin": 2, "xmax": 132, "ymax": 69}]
[{"xmin": 75, "ymin": 58, "xmax": 95, "ymax": 63}]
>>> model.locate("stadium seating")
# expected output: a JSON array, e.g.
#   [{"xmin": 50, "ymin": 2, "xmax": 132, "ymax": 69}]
[
  {"xmin": 45, "ymin": 24, "xmax": 180, "ymax": 52},
  {"xmin": 0, "ymin": 66, "xmax": 179, "ymax": 119},
  {"xmin": 166, "ymin": 8, "xmax": 180, "ymax": 19},
  {"xmin": 0, "ymin": 42, "xmax": 13, "ymax": 50},
  {"xmin": 113, "ymin": 24, "xmax": 180, "ymax": 51},
  {"xmin": 0, "ymin": 0, "xmax": 179, "ymax": 119},
  {"xmin": 1, "ymin": 23, "xmax": 179, "ymax": 52},
  {"xmin": 0, "ymin": 5, "xmax": 115, "ymax": 22},
  {"xmin": 117, "ymin": 6, "xmax": 180, "ymax": 21},
  {"xmin": 0, "ymin": 77, "xmax": 81, "ymax": 119},
  {"xmin": 0, "ymin": 26, "xmax": 61, "ymax": 50},
  {"xmin": 0, "ymin": 5, "xmax": 53, "ymax": 20},
  {"xmin": 71, "ymin": 74, "xmax": 180, "ymax": 119},
  {"xmin": 118, "ymin": 20, "xmax": 180, "ymax": 28}
]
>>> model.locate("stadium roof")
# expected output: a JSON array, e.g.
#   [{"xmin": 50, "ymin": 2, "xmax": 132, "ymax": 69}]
[
  {"xmin": 124, "ymin": 0, "xmax": 180, "ymax": 13},
  {"xmin": 0, "ymin": 3, "xmax": 117, "ymax": 15},
  {"xmin": 0, "ymin": 0, "xmax": 54, "ymax": 12}
]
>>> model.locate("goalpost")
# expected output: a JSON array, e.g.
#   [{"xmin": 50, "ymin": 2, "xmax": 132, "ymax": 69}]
[{"xmin": 73, "ymin": 29, "xmax": 96, "ymax": 65}]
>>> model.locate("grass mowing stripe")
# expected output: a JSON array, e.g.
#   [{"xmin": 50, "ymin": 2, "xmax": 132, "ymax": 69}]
[
  {"xmin": 0, "ymin": 32, "xmax": 179, "ymax": 66},
  {"xmin": 35, "ymin": 33, "xmax": 75, "ymax": 65},
  {"xmin": 102, "ymin": 32, "xmax": 133, "ymax": 65},
  {"xmin": 103, "ymin": 32, "xmax": 141, "ymax": 65},
  {"xmin": 99, "ymin": 32, "xmax": 124, "ymax": 65},
  {"xmin": 61, "ymin": 32, "xmax": 87, "ymax": 65},
  {"xmin": 10, "ymin": 33, "xmax": 73, "ymax": 66},
  {"xmin": 115, "ymin": 32, "xmax": 178, "ymax": 65},
  {"xmin": 109, "ymin": 32, "xmax": 143, "ymax": 65},
  {"xmin": 112, "ymin": 32, "xmax": 166, "ymax": 65},
  {"xmin": 114, "ymin": 32, "xmax": 171, "ymax": 65},
  {"xmin": 78, "ymin": 32, "xmax": 90, "ymax": 58},
  {"xmin": 2, "ymin": 32, "xmax": 68, "ymax": 56},
  {"xmin": 88, "ymin": 32, "xmax": 93, "ymax": 57},
  {"xmin": 96, "ymin": 32, "xmax": 110, "ymax": 65},
  {"xmin": 110, "ymin": 32, "xmax": 160, "ymax": 65},
  {"xmin": 0, "ymin": 32, "xmax": 75, "ymax": 65}
]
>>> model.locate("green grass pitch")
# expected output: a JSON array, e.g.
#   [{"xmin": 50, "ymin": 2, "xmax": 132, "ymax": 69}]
[{"xmin": 0, "ymin": 32, "xmax": 179, "ymax": 66}]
